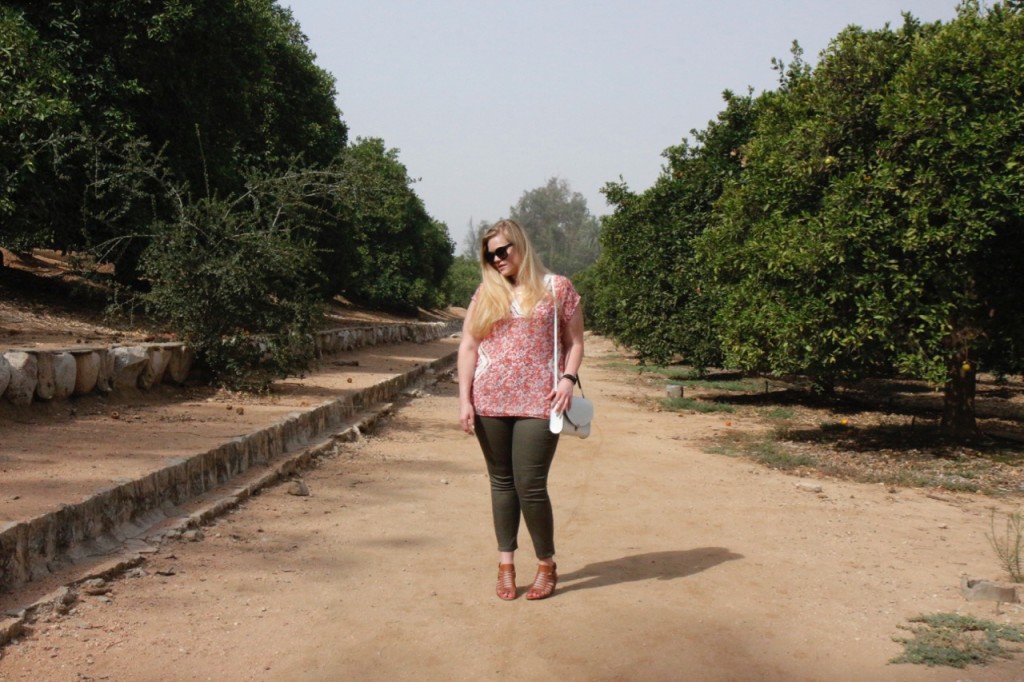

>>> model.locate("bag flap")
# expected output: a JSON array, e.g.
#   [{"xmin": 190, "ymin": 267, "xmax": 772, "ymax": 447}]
[{"xmin": 564, "ymin": 398, "xmax": 593, "ymax": 426}]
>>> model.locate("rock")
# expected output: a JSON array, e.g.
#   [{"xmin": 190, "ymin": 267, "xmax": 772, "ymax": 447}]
[
  {"xmin": 73, "ymin": 351, "xmax": 101, "ymax": 395},
  {"xmin": 35, "ymin": 352, "xmax": 56, "ymax": 400},
  {"xmin": 3, "ymin": 351, "xmax": 37, "ymax": 406},
  {"xmin": 139, "ymin": 347, "xmax": 173, "ymax": 388},
  {"xmin": 81, "ymin": 579, "xmax": 111, "ymax": 596},
  {"xmin": 287, "ymin": 480, "xmax": 311, "ymax": 497},
  {"xmin": 112, "ymin": 346, "xmax": 149, "ymax": 390},
  {"xmin": 182, "ymin": 529, "xmax": 204, "ymax": 542},
  {"xmin": 666, "ymin": 385, "xmax": 683, "ymax": 399},
  {"xmin": 48, "ymin": 587, "xmax": 77, "ymax": 615},
  {"xmin": 960, "ymin": 576, "xmax": 1020, "ymax": 604},
  {"xmin": 95, "ymin": 350, "xmax": 116, "ymax": 393},
  {"xmin": 165, "ymin": 346, "xmax": 195, "ymax": 384},
  {"xmin": 0, "ymin": 354, "xmax": 10, "ymax": 396},
  {"xmin": 52, "ymin": 352, "xmax": 76, "ymax": 399},
  {"xmin": 796, "ymin": 483, "xmax": 824, "ymax": 494}
]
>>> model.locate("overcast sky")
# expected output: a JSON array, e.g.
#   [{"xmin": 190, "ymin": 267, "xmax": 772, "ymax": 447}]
[{"xmin": 281, "ymin": 1, "xmax": 961, "ymax": 243}]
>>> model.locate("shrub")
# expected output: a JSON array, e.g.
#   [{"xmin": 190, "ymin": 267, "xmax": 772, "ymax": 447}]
[
  {"xmin": 140, "ymin": 174, "xmax": 323, "ymax": 391},
  {"xmin": 988, "ymin": 509, "xmax": 1024, "ymax": 583}
]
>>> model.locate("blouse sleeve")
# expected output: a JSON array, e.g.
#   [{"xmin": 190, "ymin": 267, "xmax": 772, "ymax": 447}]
[{"xmin": 557, "ymin": 275, "xmax": 581, "ymax": 326}]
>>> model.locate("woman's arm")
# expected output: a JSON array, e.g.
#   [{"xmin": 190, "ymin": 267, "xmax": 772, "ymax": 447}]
[
  {"xmin": 550, "ymin": 304, "xmax": 585, "ymax": 411},
  {"xmin": 457, "ymin": 300, "xmax": 481, "ymax": 434}
]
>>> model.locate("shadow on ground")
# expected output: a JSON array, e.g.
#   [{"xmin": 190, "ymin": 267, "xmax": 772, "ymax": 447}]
[{"xmin": 557, "ymin": 548, "xmax": 743, "ymax": 595}]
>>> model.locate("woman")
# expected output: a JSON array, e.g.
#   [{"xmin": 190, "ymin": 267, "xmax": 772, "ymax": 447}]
[{"xmin": 458, "ymin": 219, "xmax": 584, "ymax": 601}]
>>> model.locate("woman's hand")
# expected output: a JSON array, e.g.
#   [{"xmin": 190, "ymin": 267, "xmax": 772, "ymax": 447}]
[
  {"xmin": 459, "ymin": 400, "xmax": 476, "ymax": 434},
  {"xmin": 547, "ymin": 376, "xmax": 575, "ymax": 414}
]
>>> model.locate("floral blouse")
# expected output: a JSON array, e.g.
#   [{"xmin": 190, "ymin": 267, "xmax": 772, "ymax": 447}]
[{"xmin": 472, "ymin": 274, "xmax": 581, "ymax": 419}]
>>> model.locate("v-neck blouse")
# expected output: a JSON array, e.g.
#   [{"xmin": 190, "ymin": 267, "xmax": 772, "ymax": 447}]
[{"xmin": 472, "ymin": 275, "xmax": 581, "ymax": 419}]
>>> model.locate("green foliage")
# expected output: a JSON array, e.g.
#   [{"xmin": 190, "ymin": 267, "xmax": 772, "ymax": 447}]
[
  {"xmin": 443, "ymin": 255, "xmax": 482, "ymax": 308},
  {"xmin": 587, "ymin": 3, "xmax": 1024, "ymax": 435},
  {"xmin": 669, "ymin": 378, "xmax": 763, "ymax": 392},
  {"xmin": 748, "ymin": 439, "xmax": 816, "ymax": 470},
  {"xmin": 594, "ymin": 91, "xmax": 757, "ymax": 366},
  {"xmin": 2, "ymin": 0, "xmax": 347, "ymax": 282},
  {"xmin": 0, "ymin": 7, "xmax": 77, "ymax": 251},
  {"xmin": 139, "ymin": 170, "xmax": 324, "ymax": 391},
  {"xmin": 661, "ymin": 397, "xmax": 734, "ymax": 414},
  {"xmin": 892, "ymin": 613, "xmax": 1024, "ymax": 668},
  {"xmin": 987, "ymin": 509, "xmax": 1024, "ymax": 583},
  {"xmin": 698, "ymin": 19, "xmax": 934, "ymax": 385},
  {"xmin": 507, "ymin": 177, "xmax": 601, "ymax": 277},
  {"xmin": 334, "ymin": 138, "xmax": 454, "ymax": 311}
]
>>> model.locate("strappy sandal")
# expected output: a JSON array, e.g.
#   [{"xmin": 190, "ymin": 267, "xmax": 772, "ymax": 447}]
[
  {"xmin": 496, "ymin": 563, "xmax": 517, "ymax": 601},
  {"xmin": 526, "ymin": 562, "xmax": 557, "ymax": 600}
]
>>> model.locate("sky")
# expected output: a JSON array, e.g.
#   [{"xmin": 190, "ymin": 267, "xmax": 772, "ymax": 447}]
[{"xmin": 281, "ymin": 0, "xmax": 961, "ymax": 245}]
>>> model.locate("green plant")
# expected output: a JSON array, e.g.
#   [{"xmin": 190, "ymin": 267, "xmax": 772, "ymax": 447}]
[
  {"xmin": 140, "ymin": 171, "xmax": 323, "ymax": 391},
  {"xmin": 891, "ymin": 613, "xmax": 1024, "ymax": 668},
  {"xmin": 987, "ymin": 509, "xmax": 1024, "ymax": 583},
  {"xmin": 762, "ymin": 407, "xmax": 795, "ymax": 420},
  {"xmin": 670, "ymin": 378, "xmax": 762, "ymax": 392},
  {"xmin": 661, "ymin": 397, "xmax": 734, "ymax": 414},
  {"xmin": 748, "ymin": 440, "xmax": 815, "ymax": 470}
]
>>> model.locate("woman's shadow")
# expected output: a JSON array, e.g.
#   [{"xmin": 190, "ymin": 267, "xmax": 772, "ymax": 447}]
[{"xmin": 557, "ymin": 548, "xmax": 742, "ymax": 595}]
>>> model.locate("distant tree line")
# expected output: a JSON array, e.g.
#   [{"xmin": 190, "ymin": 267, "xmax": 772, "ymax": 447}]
[
  {"xmin": 446, "ymin": 177, "xmax": 603, "ymax": 308},
  {"xmin": 0, "ymin": 1, "xmax": 453, "ymax": 388},
  {"xmin": 584, "ymin": 1, "xmax": 1024, "ymax": 435}
]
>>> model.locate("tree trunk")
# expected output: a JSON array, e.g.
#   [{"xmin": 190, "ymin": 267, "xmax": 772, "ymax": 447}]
[{"xmin": 941, "ymin": 356, "xmax": 978, "ymax": 438}]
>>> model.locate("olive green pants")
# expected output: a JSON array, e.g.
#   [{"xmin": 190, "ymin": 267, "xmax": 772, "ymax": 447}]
[{"xmin": 474, "ymin": 416, "xmax": 560, "ymax": 559}]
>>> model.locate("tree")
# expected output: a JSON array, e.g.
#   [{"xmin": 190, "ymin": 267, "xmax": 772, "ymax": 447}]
[
  {"xmin": 592, "ymin": 92, "xmax": 757, "ymax": 366},
  {"xmin": 330, "ymin": 138, "xmax": 453, "ymax": 311},
  {"xmin": 138, "ymin": 165, "xmax": 325, "ymax": 391},
  {"xmin": 442, "ymin": 255, "xmax": 481, "ymax": 308},
  {"xmin": 696, "ymin": 20, "xmax": 935, "ymax": 389},
  {"xmin": 2, "ymin": 0, "xmax": 347, "ymax": 282},
  {"xmin": 0, "ymin": 7, "xmax": 77, "ymax": 253},
  {"xmin": 866, "ymin": 1, "xmax": 1024, "ymax": 433},
  {"xmin": 508, "ymin": 177, "xmax": 601, "ymax": 277},
  {"xmin": 697, "ymin": 4, "xmax": 1024, "ymax": 435}
]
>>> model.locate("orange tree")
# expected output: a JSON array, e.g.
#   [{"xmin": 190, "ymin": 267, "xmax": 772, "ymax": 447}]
[
  {"xmin": 697, "ymin": 3, "xmax": 1024, "ymax": 435},
  {"xmin": 589, "ymin": 91, "xmax": 757, "ymax": 367}
]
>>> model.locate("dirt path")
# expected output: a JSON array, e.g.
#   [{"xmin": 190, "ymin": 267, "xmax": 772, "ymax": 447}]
[{"xmin": 0, "ymin": 335, "xmax": 1022, "ymax": 681}]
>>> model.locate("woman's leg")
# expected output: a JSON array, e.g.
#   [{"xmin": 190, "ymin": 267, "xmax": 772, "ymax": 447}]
[
  {"xmin": 475, "ymin": 416, "xmax": 520, "ymax": 554},
  {"xmin": 510, "ymin": 418, "xmax": 560, "ymax": 561}
]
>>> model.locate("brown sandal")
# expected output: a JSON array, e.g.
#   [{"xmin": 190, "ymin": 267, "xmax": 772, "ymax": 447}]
[
  {"xmin": 526, "ymin": 562, "xmax": 557, "ymax": 600},
  {"xmin": 496, "ymin": 563, "xmax": 517, "ymax": 601}
]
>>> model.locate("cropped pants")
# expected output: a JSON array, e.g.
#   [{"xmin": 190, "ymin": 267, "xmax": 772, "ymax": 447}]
[{"xmin": 474, "ymin": 416, "xmax": 560, "ymax": 560}]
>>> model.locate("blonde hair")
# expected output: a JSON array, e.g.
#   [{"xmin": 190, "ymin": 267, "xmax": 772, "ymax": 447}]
[{"xmin": 469, "ymin": 219, "xmax": 550, "ymax": 339}]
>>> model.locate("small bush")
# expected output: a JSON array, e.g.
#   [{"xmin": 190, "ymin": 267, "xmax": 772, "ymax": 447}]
[
  {"xmin": 892, "ymin": 613, "xmax": 1024, "ymax": 668},
  {"xmin": 140, "ymin": 174, "xmax": 323, "ymax": 391},
  {"xmin": 987, "ymin": 509, "xmax": 1024, "ymax": 583}
]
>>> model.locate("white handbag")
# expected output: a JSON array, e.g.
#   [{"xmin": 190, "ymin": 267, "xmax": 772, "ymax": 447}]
[{"xmin": 547, "ymin": 276, "xmax": 593, "ymax": 438}]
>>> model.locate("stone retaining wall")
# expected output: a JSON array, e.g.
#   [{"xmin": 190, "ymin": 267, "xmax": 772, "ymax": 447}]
[
  {"xmin": 0, "ymin": 347, "xmax": 458, "ymax": 594},
  {"xmin": 0, "ymin": 320, "xmax": 460, "ymax": 408}
]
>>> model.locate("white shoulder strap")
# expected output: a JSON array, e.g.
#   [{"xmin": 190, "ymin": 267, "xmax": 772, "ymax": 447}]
[{"xmin": 549, "ymin": 274, "xmax": 559, "ymax": 390}]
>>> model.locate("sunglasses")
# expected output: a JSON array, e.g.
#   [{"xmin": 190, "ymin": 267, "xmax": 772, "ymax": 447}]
[{"xmin": 484, "ymin": 243, "xmax": 514, "ymax": 263}]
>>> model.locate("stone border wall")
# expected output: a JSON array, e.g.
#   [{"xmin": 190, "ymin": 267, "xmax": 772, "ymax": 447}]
[
  {"xmin": 0, "ymin": 347, "xmax": 458, "ymax": 594},
  {"xmin": 0, "ymin": 320, "xmax": 460, "ymax": 408}
]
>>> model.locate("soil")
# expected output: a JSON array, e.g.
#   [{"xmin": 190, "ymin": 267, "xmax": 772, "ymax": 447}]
[{"xmin": 1, "ymin": 261, "xmax": 1023, "ymax": 681}]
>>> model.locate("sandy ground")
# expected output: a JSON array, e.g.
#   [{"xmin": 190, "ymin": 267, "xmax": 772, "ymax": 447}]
[{"xmin": 1, "ymin": 335, "xmax": 1023, "ymax": 681}]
